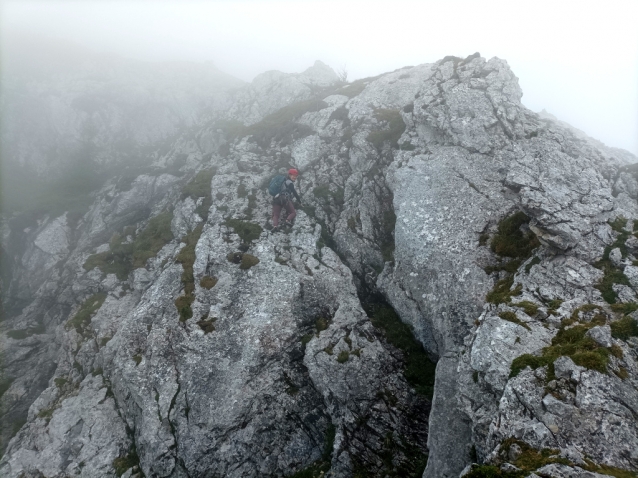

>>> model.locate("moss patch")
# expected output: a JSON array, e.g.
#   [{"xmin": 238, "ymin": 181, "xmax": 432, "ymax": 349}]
[
  {"xmin": 199, "ymin": 276, "xmax": 218, "ymax": 289},
  {"xmin": 240, "ymin": 254, "xmax": 260, "ymax": 270},
  {"xmin": 368, "ymin": 304, "xmax": 436, "ymax": 398},
  {"xmin": 197, "ymin": 316, "xmax": 217, "ymax": 334},
  {"xmin": 65, "ymin": 293, "xmax": 107, "ymax": 335}
]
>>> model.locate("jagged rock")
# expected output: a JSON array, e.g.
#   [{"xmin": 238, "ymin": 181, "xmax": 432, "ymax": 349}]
[
  {"xmin": 612, "ymin": 284, "xmax": 637, "ymax": 303},
  {"xmin": 623, "ymin": 264, "xmax": 638, "ymax": 289},
  {"xmin": 2, "ymin": 51, "xmax": 638, "ymax": 478},
  {"xmin": 609, "ymin": 247, "xmax": 623, "ymax": 268},
  {"xmin": 586, "ymin": 325, "xmax": 612, "ymax": 348},
  {"xmin": 554, "ymin": 356, "xmax": 584, "ymax": 382},
  {"xmin": 0, "ymin": 374, "xmax": 130, "ymax": 478}
]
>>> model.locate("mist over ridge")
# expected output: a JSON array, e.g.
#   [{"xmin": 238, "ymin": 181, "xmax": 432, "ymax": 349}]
[{"xmin": 1, "ymin": 24, "xmax": 638, "ymax": 478}]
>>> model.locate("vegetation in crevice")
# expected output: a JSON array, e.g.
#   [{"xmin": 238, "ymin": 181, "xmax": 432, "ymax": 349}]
[
  {"xmin": 498, "ymin": 311, "xmax": 531, "ymax": 331},
  {"xmin": 65, "ymin": 292, "xmax": 107, "ymax": 335},
  {"xmin": 224, "ymin": 219, "xmax": 263, "ymax": 244},
  {"xmin": 287, "ymin": 422, "xmax": 336, "ymax": 478},
  {"xmin": 486, "ymin": 277, "xmax": 522, "ymax": 305},
  {"xmin": 112, "ymin": 445, "xmax": 144, "ymax": 477},
  {"xmin": 174, "ymin": 224, "xmax": 203, "ymax": 322},
  {"xmin": 465, "ymin": 437, "xmax": 638, "ymax": 478},
  {"xmin": 484, "ymin": 212, "xmax": 539, "ymax": 304},
  {"xmin": 511, "ymin": 301, "xmax": 538, "ymax": 317},
  {"xmin": 367, "ymin": 304, "xmax": 436, "ymax": 398},
  {"xmin": 592, "ymin": 218, "xmax": 633, "ymax": 304},
  {"xmin": 509, "ymin": 310, "xmax": 613, "ymax": 378},
  {"xmin": 366, "ymin": 109, "xmax": 406, "ymax": 151},
  {"xmin": 485, "ymin": 211, "xmax": 540, "ymax": 275},
  {"xmin": 84, "ymin": 210, "xmax": 174, "ymax": 279}
]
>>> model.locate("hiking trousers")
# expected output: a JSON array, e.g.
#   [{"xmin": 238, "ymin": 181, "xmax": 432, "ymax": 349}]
[{"xmin": 272, "ymin": 198, "xmax": 296, "ymax": 227}]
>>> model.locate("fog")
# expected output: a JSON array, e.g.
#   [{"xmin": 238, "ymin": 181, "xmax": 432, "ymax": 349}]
[{"xmin": 2, "ymin": 0, "xmax": 637, "ymax": 155}]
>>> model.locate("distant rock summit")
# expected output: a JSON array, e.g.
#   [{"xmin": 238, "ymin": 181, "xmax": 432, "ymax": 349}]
[{"xmin": 1, "ymin": 42, "xmax": 637, "ymax": 478}]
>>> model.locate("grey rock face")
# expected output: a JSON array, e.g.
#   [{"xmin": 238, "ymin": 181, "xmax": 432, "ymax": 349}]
[{"xmin": 2, "ymin": 52, "xmax": 638, "ymax": 478}]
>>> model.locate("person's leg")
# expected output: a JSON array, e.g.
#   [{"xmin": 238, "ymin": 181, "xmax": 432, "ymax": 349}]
[
  {"xmin": 285, "ymin": 200, "xmax": 296, "ymax": 224},
  {"xmin": 272, "ymin": 201, "xmax": 282, "ymax": 227}
]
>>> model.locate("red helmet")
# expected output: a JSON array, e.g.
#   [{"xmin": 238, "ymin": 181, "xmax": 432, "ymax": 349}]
[{"xmin": 288, "ymin": 168, "xmax": 299, "ymax": 176}]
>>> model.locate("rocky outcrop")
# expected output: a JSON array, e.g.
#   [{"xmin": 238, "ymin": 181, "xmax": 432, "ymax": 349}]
[{"xmin": 2, "ymin": 50, "xmax": 638, "ymax": 478}]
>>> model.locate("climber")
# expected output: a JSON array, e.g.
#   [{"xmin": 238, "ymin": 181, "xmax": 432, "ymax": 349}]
[{"xmin": 269, "ymin": 168, "xmax": 302, "ymax": 232}]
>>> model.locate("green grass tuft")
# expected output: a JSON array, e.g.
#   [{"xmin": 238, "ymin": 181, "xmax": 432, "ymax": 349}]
[
  {"xmin": 112, "ymin": 448, "xmax": 140, "ymax": 477},
  {"xmin": 510, "ymin": 321, "xmax": 613, "ymax": 378},
  {"xmin": 486, "ymin": 277, "xmax": 522, "ymax": 305},
  {"xmin": 239, "ymin": 253, "xmax": 260, "ymax": 270},
  {"xmin": 499, "ymin": 311, "xmax": 531, "ymax": 331},
  {"xmin": 336, "ymin": 351, "xmax": 350, "ymax": 363},
  {"xmin": 66, "ymin": 293, "xmax": 107, "ymax": 335},
  {"xmin": 199, "ymin": 276, "xmax": 218, "ymax": 289},
  {"xmin": 490, "ymin": 212, "xmax": 540, "ymax": 259},
  {"xmin": 512, "ymin": 301, "xmax": 539, "ymax": 317},
  {"xmin": 610, "ymin": 316, "xmax": 638, "ymax": 340},
  {"xmin": 225, "ymin": 219, "xmax": 263, "ymax": 243},
  {"xmin": 197, "ymin": 316, "xmax": 217, "ymax": 334}
]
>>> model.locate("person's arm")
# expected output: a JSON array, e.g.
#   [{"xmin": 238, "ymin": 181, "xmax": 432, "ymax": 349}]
[{"xmin": 289, "ymin": 182, "xmax": 301, "ymax": 202}]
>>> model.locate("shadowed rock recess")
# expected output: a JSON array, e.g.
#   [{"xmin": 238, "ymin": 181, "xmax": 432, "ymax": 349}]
[{"xmin": 1, "ymin": 52, "xmax": 638, "ymax": 478}]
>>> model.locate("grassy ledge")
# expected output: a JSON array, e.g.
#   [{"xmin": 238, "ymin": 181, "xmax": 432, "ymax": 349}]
[
  {"xmin": 593, "ymin": 218, "xmax": 632, "ymax": 304},
  {"xmin": 65, "ymin": 293, "xmax": 107, "ymax": 335},
  {"xmin": 84, "ymin": 211, "xmax": 174, "ymax": 279},
  {"xmin": 509, "ymin": 307, "xmax": 620, "ymax": 378}
]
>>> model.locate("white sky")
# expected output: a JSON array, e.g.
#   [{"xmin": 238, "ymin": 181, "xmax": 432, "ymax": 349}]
[{"xmin": 2, "ymin": 0, "xmax": 637, "ymax": 155}]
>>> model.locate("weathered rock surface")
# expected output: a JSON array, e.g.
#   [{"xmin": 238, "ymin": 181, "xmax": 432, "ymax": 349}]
[{"xmin": 2, "ymin": 50, "xmax": 638, "ymax": 478}]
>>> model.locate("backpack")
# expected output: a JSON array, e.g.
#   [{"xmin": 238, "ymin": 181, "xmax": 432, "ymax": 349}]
[{"xmin": 268, "ymin": 174, "xmax": 287, "ymax": 196}]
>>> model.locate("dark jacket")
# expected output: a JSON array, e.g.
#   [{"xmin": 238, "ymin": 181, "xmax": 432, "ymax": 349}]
[{"xmin": 280, "ymin": 178, "xmax": 301, "ymax": 202}]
